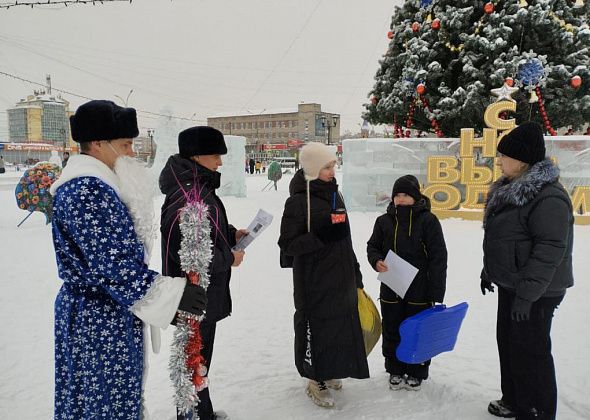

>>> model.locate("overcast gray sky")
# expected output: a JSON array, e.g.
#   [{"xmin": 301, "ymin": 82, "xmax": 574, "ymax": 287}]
[{"xmin": 0, "ymin": 0, "xmax": 399, "ymax": 139}]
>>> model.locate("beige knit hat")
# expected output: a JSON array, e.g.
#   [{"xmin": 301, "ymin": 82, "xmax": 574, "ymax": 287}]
[{"xmin": 299, "ymin": 142, "xmax": 337, "ymax": 180}]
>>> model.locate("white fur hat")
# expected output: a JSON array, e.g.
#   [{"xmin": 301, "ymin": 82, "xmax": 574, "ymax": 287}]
[{"xmin": 299, "ymin": 142, "xmax": 337, "ymax": 180}]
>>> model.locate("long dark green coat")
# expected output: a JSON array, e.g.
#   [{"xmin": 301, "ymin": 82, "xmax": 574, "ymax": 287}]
[{"xmin": 278, "ymin": 170, "xmax": 369, "ymax": 381}]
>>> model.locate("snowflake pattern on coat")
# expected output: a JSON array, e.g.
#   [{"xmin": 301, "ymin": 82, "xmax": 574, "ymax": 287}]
[{"xmin": 51, "ymin": 176, "xmax": 158, "ymax": 419}]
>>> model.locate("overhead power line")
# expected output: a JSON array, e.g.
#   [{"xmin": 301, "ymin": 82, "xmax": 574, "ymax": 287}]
[
  {"xmin": 0, "ymin": 0, "xmax": 132, "ymax": 10},
  {"xmin": 0, "ymin": 70, "xmax": 207, "ymax": 123}
]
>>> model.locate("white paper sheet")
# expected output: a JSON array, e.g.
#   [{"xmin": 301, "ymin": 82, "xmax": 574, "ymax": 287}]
[
  {"xmin": 233, "ymin": 209, "xmax": 273, "ymax": 251},
  {"xmin": 376, "ymin": 250, "xmax": 419, "ymax": 298}
]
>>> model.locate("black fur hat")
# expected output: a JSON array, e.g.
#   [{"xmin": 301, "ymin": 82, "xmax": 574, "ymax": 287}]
[
  {"xmin": 497, "ymin": 122, "xmax": 546, "ymax": 165},
  {"xmin": 391, "ymin": 174, "xmax": 422, "ymax": 201},
  {"xmin": 178, "ymin": 126, "xmax": 227, "ymax": 158},
  {"xmin": 69, "ymin": 100, "xmax": 139, "ymax": 142}
]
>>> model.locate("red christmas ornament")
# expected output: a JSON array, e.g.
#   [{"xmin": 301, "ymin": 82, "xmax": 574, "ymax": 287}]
[
  {"xmin": 431, "ymin": 18, "xmax": 441, "ymax": 30},
  {"xmin": 371, "ymin": 95, "xmax": 378, "ymax": 105},
  {"xmin": 387, "ymin": 31, "xmax": 394, "ymax": 39},
  {"xmin": 412, "ymin": 22, "xmax": 421, "ymax": 32},
  {"xmin": 405, "ymin": 130, "xmax": 411, "ymax": 137},
  {"xmin": 416, "ymin": 83, "xmax": 426, "ymax": 95},
  {"xmin": 484, "ymin": 2, "xmax": 495, "ymax": 14},
  {"xmin": 570, "ymin": 75, "xmax": 582, "ymax": 88},
  {"xmin": 505, "ymin": 77, "xmax": 514, "ymax": 87}
]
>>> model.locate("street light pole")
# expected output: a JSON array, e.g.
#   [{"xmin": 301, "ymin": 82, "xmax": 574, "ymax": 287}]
[
  {"xmin": 114, "ymin": 89, "xmax": 134, "ymax": 106},
  {"xmin": 320, "ymin": 114, "xmax": 339, "ymax": 145},
  {"xmin": 147, "ymin": 129, "xmax": 154, "ymax": 166}
]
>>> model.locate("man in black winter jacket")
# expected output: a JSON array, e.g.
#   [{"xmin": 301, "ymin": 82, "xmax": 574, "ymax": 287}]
[{"xmin": 160, "ymin": 126, "xmax": 247, "ymax": 420}]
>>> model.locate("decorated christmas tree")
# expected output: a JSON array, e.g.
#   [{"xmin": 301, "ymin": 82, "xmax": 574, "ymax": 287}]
[{"xmin": 364, "ymin": 0, "xmax": 590, "ymax": 137}]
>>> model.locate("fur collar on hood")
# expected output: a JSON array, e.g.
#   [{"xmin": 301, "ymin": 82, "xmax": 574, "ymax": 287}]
[{"xmin": 484, "ymin": 158, "xmax": 559, "ymax": 227}]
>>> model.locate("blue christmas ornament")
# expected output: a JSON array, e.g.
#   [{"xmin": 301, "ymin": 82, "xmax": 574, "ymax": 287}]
[
  {"xmin": 517, "ymin": 58, "xmax": 544, "ymax": 86},
  {"xmin": 420, "ymin": 0, "xmax": 434, "ymax": 8}
]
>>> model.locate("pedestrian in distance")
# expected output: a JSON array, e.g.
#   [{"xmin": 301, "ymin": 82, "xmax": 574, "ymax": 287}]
[{"xmin": 62, "ymin": 151, "xmax": 70, "ymax": 167}]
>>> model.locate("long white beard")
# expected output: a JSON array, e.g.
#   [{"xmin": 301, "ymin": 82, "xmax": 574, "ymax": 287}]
[{"xmin": 114, "ymin": 156, "xmax": 157, "ymax": 262}]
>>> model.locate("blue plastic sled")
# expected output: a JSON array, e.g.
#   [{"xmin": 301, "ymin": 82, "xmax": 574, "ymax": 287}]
[{"xmin": 396, "ymin": 302, "xmax": 469, "ymax": 364}]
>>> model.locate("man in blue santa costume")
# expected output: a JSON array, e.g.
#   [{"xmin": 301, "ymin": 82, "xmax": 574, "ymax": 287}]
[{"xmin": 50, "ymin": 100, "xmax": 207, "ymax": 419}]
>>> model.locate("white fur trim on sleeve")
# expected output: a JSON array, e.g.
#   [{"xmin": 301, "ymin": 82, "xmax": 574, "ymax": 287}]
[{"xmin": 131, "ymin": 275, "xmax": 185, "ymax": 328}]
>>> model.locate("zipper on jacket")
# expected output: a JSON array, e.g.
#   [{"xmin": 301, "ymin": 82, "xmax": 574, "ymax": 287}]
[{"xmin": 393, "ymin": 207, "xmax": 413, "ymax": 253}]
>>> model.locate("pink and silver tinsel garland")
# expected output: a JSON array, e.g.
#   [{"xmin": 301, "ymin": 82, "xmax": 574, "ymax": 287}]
[{"xmin": 169, "ymin": 200, "xmax": 213, "ymax": 417}]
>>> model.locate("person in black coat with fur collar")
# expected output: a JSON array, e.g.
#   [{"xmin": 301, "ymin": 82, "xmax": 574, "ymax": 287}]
[
  {"xmin": 367, "ymin": 174, "xmax": 447, "ymax": 391},
  {"xmin": 481, "ymin": 122, "xmax": 574, "ymax": 420}
]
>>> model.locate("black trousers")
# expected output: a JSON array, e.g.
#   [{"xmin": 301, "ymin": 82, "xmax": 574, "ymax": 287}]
[
  {"xmin": 496, "ymin": 287, "xmax": 564, "ymax": 420},
  {"xmin": 177, "ymin": 320, "xmax": 217, "ymax": 420},
  {"xmin": 380, "ymin": 299, "xmax": 431, "ymax": 379}
]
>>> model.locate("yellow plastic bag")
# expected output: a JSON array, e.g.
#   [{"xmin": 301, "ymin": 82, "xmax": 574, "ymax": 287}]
[{"xmin": 357, "ymin": 288, "xmax": 382, "ymax": 356}]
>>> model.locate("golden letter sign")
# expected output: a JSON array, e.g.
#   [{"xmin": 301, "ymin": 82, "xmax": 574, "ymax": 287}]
[{"xmin": 421, "ymin": 101, "xmax": 589, "ymax": 224}]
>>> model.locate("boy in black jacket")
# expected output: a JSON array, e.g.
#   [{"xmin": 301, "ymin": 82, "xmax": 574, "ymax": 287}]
[{"xmin": 367, "ymin": 175, "xmax": 447, "ymax": 391}]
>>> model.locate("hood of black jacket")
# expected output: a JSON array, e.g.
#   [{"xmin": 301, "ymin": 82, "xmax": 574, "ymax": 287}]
[
  {"xmin": 159, "ymin": 154, "xmax": 220, "ymax": 195},
  {"xmin": 386, "ymin": 195, "xmax": 431, "ymax": 218}
]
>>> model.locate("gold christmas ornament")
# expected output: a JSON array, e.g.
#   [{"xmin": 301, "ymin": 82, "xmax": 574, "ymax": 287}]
[
  {"xmin": 519, "ymin": 0, "xmax": 528, "ymax": 7},
  {"xmin": 426, "ymin": 13, "xmax": 432, "ymax": 23}
]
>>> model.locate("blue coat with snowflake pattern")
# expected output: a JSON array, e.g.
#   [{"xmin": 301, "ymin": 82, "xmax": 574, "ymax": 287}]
[{"xmin": 51, "ymin": 176, "xmax": 158, "ymax": 420}]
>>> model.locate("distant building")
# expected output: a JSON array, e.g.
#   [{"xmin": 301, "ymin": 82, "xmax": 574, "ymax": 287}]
[
  {"xmin": 7, "ymin": 76, "xmax": 75, "ymax": 149},
  {"xmin": 1, "ymin": 76, "xmax": 77, "ymax": 165},
  {"xmin": 207, "ymin": 103, "xmax": 340, "ymax": 153}
]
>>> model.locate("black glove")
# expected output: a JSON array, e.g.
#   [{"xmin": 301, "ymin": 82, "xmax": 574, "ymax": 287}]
[
  {"xmin": 480, "ymin": 278, "xmax": 494, "ymax": 295},
  {"xmin": 178, "ymin": 282, "xmax": 207, "ymax": 316},
  {"xmin": 511, "ymin": 297, "xmax": 532, "ymax": 322},
  {"xmin": 315, "ymin": 222, "xmax": 350, "ymax": 244}
]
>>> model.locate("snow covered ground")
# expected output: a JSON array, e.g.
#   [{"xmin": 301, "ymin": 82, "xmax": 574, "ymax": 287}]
[{"xmin": 1, "ymin": 169, "xmax": 589, "ymax": 420}]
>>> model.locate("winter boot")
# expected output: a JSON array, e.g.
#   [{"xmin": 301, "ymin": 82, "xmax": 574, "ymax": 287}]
[
  {"xmin": 325, "ymin": 379, "xmax": 342, "ymax": 390},
  {"xmin": 487, "ymin": 399, "xmax": 516, "ymax": 418},
  {"xmin": 404, "ymin": 375, "xmax": 422, "ymax": 391},
  {"xmin": 306, "ymin": 380, "xmax": 335, "ymax": 408},
  {"xmin": 388, "ymin": 374, "xmax": 404, "ymax": 390}
]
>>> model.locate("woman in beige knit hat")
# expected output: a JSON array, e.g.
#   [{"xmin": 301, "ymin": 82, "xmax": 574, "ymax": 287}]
[{"xmin": 278, "ymin": 142, "xmax": 369, "ymax": 408}]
